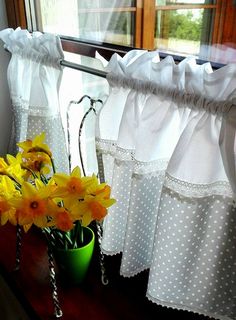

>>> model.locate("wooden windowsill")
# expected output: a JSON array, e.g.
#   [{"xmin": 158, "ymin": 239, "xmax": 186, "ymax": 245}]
[{"xmin": 0, "ymin": 223, "xmax": 163, "ymax": 320}]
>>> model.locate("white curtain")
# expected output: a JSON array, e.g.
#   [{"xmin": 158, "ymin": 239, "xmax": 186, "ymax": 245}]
[
  {"xmin": 96, "ymin": 50, "xmax": 236, "ymax": 320},
  {"xmin": 0, "ymin": 28, "xmax": 69, "ymax": 172}
]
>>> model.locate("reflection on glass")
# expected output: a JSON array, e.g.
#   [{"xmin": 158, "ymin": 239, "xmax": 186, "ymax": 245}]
[
  {"xmin": 77, "ymin": 11, "xmax": 134, "ymax": 45},
  {"xmin": 36, "ymin": 0, "xmax": 134, "ymax": 46},
  {"xmin": 155, "ymin": 9, "xmax": 215, "ymax": 57}
]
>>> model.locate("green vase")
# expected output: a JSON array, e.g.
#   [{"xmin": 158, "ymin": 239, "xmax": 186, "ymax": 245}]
[{"xmin": 53, "ymin": 227, "xmax": 95, "ymax": 285}]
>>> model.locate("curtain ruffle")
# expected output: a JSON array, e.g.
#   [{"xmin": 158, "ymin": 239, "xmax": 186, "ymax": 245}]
[{"xmin": 0, "ymin": 27, "xmax": 64, "ymax": 69}]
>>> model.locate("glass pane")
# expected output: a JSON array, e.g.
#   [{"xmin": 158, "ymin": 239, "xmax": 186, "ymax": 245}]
[
  {"xmin": 155, "ymin": 8, "xmax": 215, "ymax": 57},
  {"xmin": 36, "ymin": 0, "xmax": 135, "ymax": 46},
  {"xmin": 77, "ymin": 11, "xmax": 134, "ymax": 45}
]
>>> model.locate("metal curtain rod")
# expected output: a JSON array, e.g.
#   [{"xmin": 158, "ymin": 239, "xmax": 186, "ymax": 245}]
[
  {"xmin": 60, "ymin": 59, "xmax": 108, "ymax": 78},
  {"xmin": 60, "ymin": 57, "xmax": 223, "ymax": 78}
]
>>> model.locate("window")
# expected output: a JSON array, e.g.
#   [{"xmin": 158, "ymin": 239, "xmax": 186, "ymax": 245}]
[{"xmin": 5, "ymin": 0, "xmax": 236, "ymax": 64}]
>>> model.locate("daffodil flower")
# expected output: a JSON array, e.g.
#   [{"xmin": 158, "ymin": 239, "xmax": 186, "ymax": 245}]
[
  {"xmin": 0, "ymin": 196, "xmax": 16, "ymax": 226},
  {"xmin": 70, "ymin": 193, "xmax": 116, "ymax": 227},
  {"xmin": 9, "ymin": 180, "xmax": 52, "ymax": 230},
  {"xmin": 21, "ymin": 151, "xmax": 51, "ymax": 176},
  {"xmin": 17, "ymin": 132, "xmax": 52, "ymax": 157},
  {"xmin": 52, "ymin": 166, "xmax": 96, "ymax": 200},
  {"xmin": 47, "ymin": 200, "xmax": 74, "ymax": 232},
  {"xmin": 0, "ymin": 176, "xmax": 19, "ymax": 226}
]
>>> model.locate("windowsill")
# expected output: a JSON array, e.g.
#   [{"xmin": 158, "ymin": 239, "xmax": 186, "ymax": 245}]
[{"xmin": 0, "ymin": 224, "xmax": 157, "ymax": 320}]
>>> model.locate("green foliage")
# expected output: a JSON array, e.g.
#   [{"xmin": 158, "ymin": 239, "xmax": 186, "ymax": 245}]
[{"xmin": 167, "ymin": 11, "xmax": 202, "ymax": 41}]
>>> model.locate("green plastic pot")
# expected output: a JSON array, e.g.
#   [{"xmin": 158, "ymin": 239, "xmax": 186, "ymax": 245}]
[{"xmin": 53, "ymin": 227, "xmax": 95, "ymax": 285}]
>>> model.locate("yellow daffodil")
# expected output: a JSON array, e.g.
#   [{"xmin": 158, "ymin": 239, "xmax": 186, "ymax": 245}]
[
  {"xmin": 9, "ymin": 180, "xmax": 52, "ymax": 230},
  {"xmin": 52, "ymin": 166, "xmax": 96, "ymax": 200},
  {"xmin": 21, "ymin": 151, "xmax": 51, "ymax": 176},
  {"xmin": 17, "ymin": 132, "xmax": 52, "ymax": 157},
  {"xmin": 0, "ymin": 154, "xmax": 26, "ymax": 185},
  {"xmin": 47, "ymin": 200, "xmax": 74, "ymax": 232},
  {"xmin": 0, "ymin": 176, "xmax": 18, "ymax": 226},
  {"xmin": 0, "ymin": 157, "xmax": 9, "ymax": 175},
  {"xmin": 0, "ymin": 196, "xmax": 16, "ymax": 226},
  {"xmin": 70, "ymin": 192, "xmax": 116, "ymax": 227}
]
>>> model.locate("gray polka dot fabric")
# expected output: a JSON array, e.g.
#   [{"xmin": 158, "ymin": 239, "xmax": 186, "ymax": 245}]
[{"xmin": 147, "ymin": 187, "xmax": 236, "ymax": 320}]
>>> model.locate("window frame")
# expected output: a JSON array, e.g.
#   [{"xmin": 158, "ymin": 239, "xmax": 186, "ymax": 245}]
[{"xmin": 4, "ymin": 0, "xmax": 236, "ymax": 65}]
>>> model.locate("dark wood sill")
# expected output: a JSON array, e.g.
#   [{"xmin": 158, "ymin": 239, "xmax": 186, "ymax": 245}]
[{"xmin": 0, "ymin": 223, "xmax": 210, "ymax": 320}]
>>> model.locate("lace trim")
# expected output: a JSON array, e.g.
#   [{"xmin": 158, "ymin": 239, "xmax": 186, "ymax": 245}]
[
  {"xmin": 101, "ymin": 248, "xmax": 122, "ymax": 256},
  {"xmin": 12, "ymin": 96, "xmax": 60, "ymax": 118},
  {"xmin": 133, "ymin": 159, "xmax": 168, "ymax": 175},
  {"xmin": 96, "ymin": 138, "xmax": 170, "ymax": 172},
  {"xmin": 146, "ymin": 294, "xmax": 232, "ymax": 320},
  {"xmin": 164, "ymin": 173, "xmax": 233, "ymax": 198},
  {"xmin": 120, "ymin": 265, "xmax": 150, "ymax": 278},
  {"xmin": 107, "ymin": 73, "xmax": 234, "ymax": 114},
  {"xmin": 96, "ymin": 138, "xmax": 117, "ymax": 155},
  {"xmin": 96, "ymin": 138, "xmax": 135, "ymax": 161}
]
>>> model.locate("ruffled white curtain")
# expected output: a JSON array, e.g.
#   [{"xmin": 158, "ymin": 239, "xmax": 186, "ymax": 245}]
[
  {"xmin": 0, "ymin": 28, "xmax": 69, "ymax": 172},
  {"xmin": 96, "ymin": 50, "xmax": 236, "ymax": 320}
]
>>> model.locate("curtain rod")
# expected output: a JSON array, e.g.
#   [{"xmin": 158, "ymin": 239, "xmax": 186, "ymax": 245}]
[
  {"xmin": 60, "ymin": 57, "xmax": 223, "ymax": 79},
  {"xmin": 60, "ymin": 60, "xmax": 108, "ymax": 78}
]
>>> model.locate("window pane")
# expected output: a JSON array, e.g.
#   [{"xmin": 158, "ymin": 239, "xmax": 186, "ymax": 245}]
[
  {"xmin": 77, "ymin": 11, "xmax": 134, "ymax": 45},
  {"xmin": 155, "ymin": 8, "xmax": 215, "ymax": 57},
  {"xmin": 36, "ymin": 0, "xmax": 135, "ymax": 46}
]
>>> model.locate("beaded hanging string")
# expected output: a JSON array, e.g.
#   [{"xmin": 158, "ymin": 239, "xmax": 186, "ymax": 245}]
[{"xmin": 67, "ymin": 95, "xmax": 109, "ymax": 285}]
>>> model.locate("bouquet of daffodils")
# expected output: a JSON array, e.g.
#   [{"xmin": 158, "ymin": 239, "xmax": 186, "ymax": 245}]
[{"xmin": 0, "ymin": 133, "xmax": 115, "ymax": 249}]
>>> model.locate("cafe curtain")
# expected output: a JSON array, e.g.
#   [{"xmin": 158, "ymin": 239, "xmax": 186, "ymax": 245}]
[
  {"xmin": 0, "ymin": 27, "xmax": 69, "ymax": 172},
  {"xmin": 96, "ymin": 49, "xmax": 236, "ymax": 320}
]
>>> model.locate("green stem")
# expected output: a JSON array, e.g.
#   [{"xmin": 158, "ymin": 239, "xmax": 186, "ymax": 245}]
[
  {"xmin": 50, "ymin": 157, "xmax": 56, "ymax": 174},
  {"xmin": 72, "ymin": 221, "xmax": 83, "ymax": 249}
]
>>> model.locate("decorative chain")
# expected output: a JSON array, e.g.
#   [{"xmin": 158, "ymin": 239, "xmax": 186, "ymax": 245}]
[
  {"xmin": 14, "ymin": 224, "xmax": 22, "ymax": 271},
  {"xmin": 67, "ymin": 95, "xmax": 109, "ymax": 285},
  {"xmin": 96, "ymin": 221, "xmax": 109, "ymax": 285},
  {"xmin": 67, "ymin": 95, "xmax": 103, "ymax": 176},
  {"xmin": 47, "ymin": 246, "xmax": 63, "ymax": 318}
]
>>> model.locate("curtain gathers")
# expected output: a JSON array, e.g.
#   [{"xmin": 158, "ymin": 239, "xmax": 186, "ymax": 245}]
[
  {"xmin": 0, "ymin": 28, "xmax": 69, "ymax": 172},
  {"xmin": 96, "ymin": 50, "xmax": 236, "ymax": 320}
]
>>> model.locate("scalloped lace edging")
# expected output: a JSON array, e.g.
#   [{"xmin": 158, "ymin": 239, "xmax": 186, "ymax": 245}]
[
  {"xmin": 164, "ymin": 173, "xmax": 233, "ymax": 199},
  {"xmin": 120, "ymin": 265, "xmax": 150, "ymax": 278},
  {"xmin": 146, "ymin": 293, "xmax": 232, "ymax": 320},
  {"xmin": 12, "ymin": 96, "xmax": 60, "ymax": 118},
  {"xmin": 101, "ymin": 248, "xmax": 122, "ymax": 256}
]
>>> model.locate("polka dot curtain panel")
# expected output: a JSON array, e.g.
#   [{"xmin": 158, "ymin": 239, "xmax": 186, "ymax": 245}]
[
  {"xmin": 0, "ymin": 28, "xmax": 68, "ymax": 172},
  {"xmin": 96, "ymin": 50, "xmax": 236, "ymax": 320}
]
